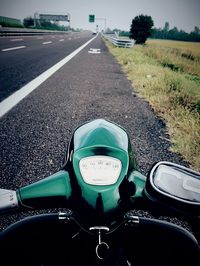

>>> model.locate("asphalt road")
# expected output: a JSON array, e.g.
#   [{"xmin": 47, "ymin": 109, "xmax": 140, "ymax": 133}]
[
  {"xmin": 0, "ymin": 33, "xmax": 187, "ymax": 229},
  {"xmin": 0, "ymin": 31, "xmax": 93, "ymax": 102}
]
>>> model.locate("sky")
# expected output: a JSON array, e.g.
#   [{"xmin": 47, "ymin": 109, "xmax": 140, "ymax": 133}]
[{"xmin": 0, "ymin": 0, "xmax": 200, "ymax": 32}]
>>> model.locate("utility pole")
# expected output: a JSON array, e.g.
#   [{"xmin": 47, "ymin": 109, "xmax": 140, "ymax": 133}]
[
  {"xmin": 88, "ymin": 15, "xmax": 107, "ymax": 32},
  {"xmin": 66, "ymin": 12, "xmax": 71, "ymax": 29},
  {"xmin": 96, "ymin": 17, "xmax": 106, "ymax": 32}
]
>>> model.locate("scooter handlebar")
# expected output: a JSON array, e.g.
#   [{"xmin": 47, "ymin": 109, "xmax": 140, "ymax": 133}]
[{"xmin": 0, "ymin": 170, "xmax": 72, "ymax": 213}]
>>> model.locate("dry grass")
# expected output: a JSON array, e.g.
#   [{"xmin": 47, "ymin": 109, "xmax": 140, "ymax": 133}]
[
  {"xmin": 105, "ymin": 39, "xmax": 200, "ymax": 171},
  {"xmin": 147, "ymin": 39, "xmax": 200, "ymax": 57},
  {"xmin": 145, "ymin": 40, "xmax": 200, "ymax": 76}
]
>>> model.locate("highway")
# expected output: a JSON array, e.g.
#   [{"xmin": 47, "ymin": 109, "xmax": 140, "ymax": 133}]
[
  {"xmin": 0, "ymin": 32, "xmax": 187, "ymax": 229},
  {"xmin": 0, "ymin": 31, "xmax": 93, "ymax": 101}
]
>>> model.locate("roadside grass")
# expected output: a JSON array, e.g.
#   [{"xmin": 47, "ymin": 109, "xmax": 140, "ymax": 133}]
[
  {"xmin": 147, "ymin": 39, "xmax": 200, "ymax": 58},
  {"xmin": 146, "ymin": 39, "xmax": 200, "ymax": 77},
  {"xmin": 105, "ymin": 39, "xmax": 200, "ymax": 171}
]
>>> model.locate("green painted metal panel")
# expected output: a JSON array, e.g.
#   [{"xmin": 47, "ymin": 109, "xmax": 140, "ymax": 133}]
[
  {"xmin": 128, "ymin": 170, "xmax": 146, "ymax": 198},
  {"xmin": 73, "ymin": 119, "xmax": 137, "ymax": 170},
  {"xmin": 17, "ymin": 170, "xmax": 71, "ymax": 208},
  {"xmin": 66, "ymin": 119, "xmax": 139, "ymax": 215}
]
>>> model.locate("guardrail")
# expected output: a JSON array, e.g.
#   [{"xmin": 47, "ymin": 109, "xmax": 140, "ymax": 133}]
[
  {"xmin": 0, "ymin": 27, "xmax": 70, "ymax": 36},
  {"xmin": 102, "ymin": 33, "xmax": 134, "ymax": 48}
]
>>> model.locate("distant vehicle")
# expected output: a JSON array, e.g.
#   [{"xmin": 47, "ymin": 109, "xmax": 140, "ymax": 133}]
[{"xmin": 92, "ymin": 31, "xmax": 97, "ymax": 35}]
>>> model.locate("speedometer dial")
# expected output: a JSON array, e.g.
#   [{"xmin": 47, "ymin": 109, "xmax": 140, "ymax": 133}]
[{"xmin": 79, "ymin": 156, "xmax": 122, "ymax": 185}]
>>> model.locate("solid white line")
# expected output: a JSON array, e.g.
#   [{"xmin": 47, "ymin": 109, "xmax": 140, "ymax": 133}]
[
  {"xmin": 2, "ymin": 46, "xmax": 26, "ymax": 52},
  {"xmin": 59, "ymin": 39, "xmax": 64, "ymax": 42},
  {"xmin": 0, "ymin": 35, "xmax": 97, "ymax": 118},
  {"xmin": 42, "ymin": 41, "xmax": 52, "ymax": 45}
]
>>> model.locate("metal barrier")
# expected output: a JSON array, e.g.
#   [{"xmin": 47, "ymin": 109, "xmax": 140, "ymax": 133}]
[
  {"xmin": 0, "ymin": 27, "xmax": 69, "ymax": 36},
  {"xmin": 102, "ymin": 33, "xmax": 134, "ymax": 48}
]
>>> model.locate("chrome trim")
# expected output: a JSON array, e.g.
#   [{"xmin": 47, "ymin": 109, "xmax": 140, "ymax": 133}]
[
  {"xmin": 58, "ymin": 212, "xmax": 68, "ymax": 220},
  {"xmin": 58, "ymin": 211, "xmax": 73, "ymax": 220},
  {"xmin": 96, "ymin": 242, "xmax": 109, "ymax": 260},
  {"xmin": 89, "ymin": 226, "xmax": 110, "ymax": 232},
  {"xmin": 128, "ymin": 215, "xmax": 140, "ymax": 224},
  {"xmin": 0, "ymin": 189, "xmax": 18, "ymax": 212}
]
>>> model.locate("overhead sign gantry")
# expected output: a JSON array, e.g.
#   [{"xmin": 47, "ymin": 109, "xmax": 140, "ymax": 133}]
[
  {"xmin": 39, "ymin": 14, "xmax": 70, "ymax": 22},
  {"xmin": 34, "ymin": 12, "xmax": 71, "ymax": 28}
]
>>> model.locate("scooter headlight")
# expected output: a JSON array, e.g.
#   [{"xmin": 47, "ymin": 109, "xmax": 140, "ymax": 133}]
[{"xmin": 79, "ymin": 156, "xmax": 122, "ymax": 185}]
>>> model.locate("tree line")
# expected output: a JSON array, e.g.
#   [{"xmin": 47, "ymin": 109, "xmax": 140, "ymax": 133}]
[
  {"xmin": 151, "ymin": 22, "xmax": 200, "ymax": 42},
  {"xmin": 129, "ymin": 16, "xmax": 200, "ymax": 43},
  {"xmin": 109, "ymin": 15, "xmax": 200, "ymax": 44}
]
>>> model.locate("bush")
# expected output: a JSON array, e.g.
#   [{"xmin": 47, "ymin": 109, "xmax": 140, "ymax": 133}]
[{"xmin": 130, "ymin": 15, "xmax": 154, "ymax": 44}]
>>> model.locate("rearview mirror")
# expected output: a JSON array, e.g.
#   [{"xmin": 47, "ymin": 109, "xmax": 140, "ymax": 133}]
[{"xmin": 144, "ymin": 161, "xmax": 200, "ymax": 215}]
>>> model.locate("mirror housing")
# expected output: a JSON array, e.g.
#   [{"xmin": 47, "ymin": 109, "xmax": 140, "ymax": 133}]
[{"xmin": 144, "ymin": 161, "xmax": 200, "ymax": 215}]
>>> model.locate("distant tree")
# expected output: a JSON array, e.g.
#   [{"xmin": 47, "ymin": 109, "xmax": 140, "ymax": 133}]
[
  {"xmin": 193, "ymin": 26, "xmax": 200, "ymax": 35},
  {"xmin": 23, "ymin": 16, "xmax": 34, "ymax": 28},
  {"xmin": 105, "ymin": 27, "xmax": 113, "ymax": 33},
  {"xmin": 113, "ymin": 28, "xmax": 121, "ymax": 32},
  {"xmin": 163, "ymin": 22, "xmax": 170, "ymax": 31},
  {"xmin": 151, "ymin": 24, "xmax": 200, "ymax": 42},
  {"xmin": 130, "ymin": 14, "xmax": 154, "ymax": 44},
  {"xmin": 190, "ymin": 26, "xmax": 200, "ymax": 42},
  {"xmin": 120, "ymin": 30, "xmax": 130, "ymax": 37},
  {"xmin": 168, "ymin": 27, "xmax": 179, "ymax": 40}
]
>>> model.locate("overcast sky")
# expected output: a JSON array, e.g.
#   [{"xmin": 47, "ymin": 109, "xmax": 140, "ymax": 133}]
[{"xmin": 0, "ymin": 0, "xmax": 199, "ymax": 32}]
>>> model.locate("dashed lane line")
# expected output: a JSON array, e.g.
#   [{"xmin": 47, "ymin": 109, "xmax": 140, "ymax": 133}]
[
  {"xmin": 42, "ymin": 41, "xmax": 52, "ymax": 45},
  {"xmin": 1, "ymin": 46, "xmax": 26, "ymax": 52},
  {"xmin": 0, "ymin": 35, "xmax": 97, "ymax": 118},
  {"xmin": 10, "ymin": 39, "xmax": 23, "ymax": 41}
]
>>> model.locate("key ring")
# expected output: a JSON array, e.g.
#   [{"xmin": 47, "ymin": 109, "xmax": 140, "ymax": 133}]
[{"xmin": 89, "ymin": 226, "xmax": 110, "ymax": 260}]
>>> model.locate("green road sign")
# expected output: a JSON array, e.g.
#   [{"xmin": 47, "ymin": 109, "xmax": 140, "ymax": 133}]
[{"xmin": 89, "ymin": 14, "xmax": 95, "ymax": 23}]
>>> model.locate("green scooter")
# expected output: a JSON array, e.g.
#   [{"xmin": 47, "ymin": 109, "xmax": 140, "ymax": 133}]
[{"xmin": 0, "ymin": 119, "xmax": 199, "ymax": 265}]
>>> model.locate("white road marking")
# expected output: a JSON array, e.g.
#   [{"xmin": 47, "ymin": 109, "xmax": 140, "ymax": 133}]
[
  {"xmin": 2, "ymin": 46, "xmax": 26, "ymax": 52},
  {"xmin": 0, "ymin": 35, "xmax": 97, "ymax": 118},
  {"xmin": 42, "ymin": 41, "xmax": 52, "ymax": 45},
  {"xmin": 37, "ymin": 37, "xmax": 43, "ymax": 39},
  {"xmin": 10, "ymin": 39, "xmax": 23, "ymax": 41},
  {"xmin": 59, "ymin": 39, "xmax": 64, "ymax": 42},
  {"xmin": 88, "ymin": 48, "xmax": 101, "ymax": 54}
]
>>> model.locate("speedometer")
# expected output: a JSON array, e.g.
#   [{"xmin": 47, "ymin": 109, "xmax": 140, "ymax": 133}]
[{"xmin": 79, "ymin": 156, "xmax": 122, "ymax": 185}]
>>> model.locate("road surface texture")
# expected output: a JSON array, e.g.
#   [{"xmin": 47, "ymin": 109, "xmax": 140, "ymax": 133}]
[
  {"xmin": 0, "ymin": 33, "xmax": 188, "ymax": 229},
  {"xmin": 0, "ymin": 31, "xmax": 92, "ymax": 101}
]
